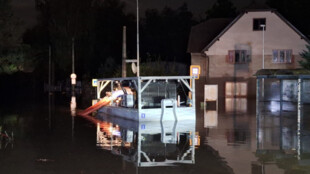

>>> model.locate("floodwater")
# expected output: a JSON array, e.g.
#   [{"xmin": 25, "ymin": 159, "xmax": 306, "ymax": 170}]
[{"xmin": 0, "ymin": 95, "xmax": 309, "ymax": 174}]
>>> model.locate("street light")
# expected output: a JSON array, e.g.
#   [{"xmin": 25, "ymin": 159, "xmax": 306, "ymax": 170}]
[
  {"xmin": 260, "ymin": 24, "xmax": 265, "ymax": 69},
  {"xmin": 71, "ymin": 37, "xmax": 77, "ymax": 96},
  {"xmin": 260, "ymin": 24, "xmax": 266, "ymax": 99}
]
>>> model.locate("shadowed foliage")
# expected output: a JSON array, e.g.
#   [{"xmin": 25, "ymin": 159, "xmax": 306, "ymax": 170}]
[{"xmin": 299, "ymin": 45, "xmax": 310, "ymax": 70}]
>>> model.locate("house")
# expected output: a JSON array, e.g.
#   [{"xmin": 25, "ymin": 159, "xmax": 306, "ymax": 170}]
[{"xmin": 187, "ymin": 7, "xmax": 309, "ymax": 99}]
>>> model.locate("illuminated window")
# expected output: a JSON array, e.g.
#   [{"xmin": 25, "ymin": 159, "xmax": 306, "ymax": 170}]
[
  {"xmin": 225, "ymin": 98, "xmax": 247, "ymax": 112},
  {"xmin": 225, "ymin": 82, "xmax": 247, "ymax": 97},
  {"xmin": 272, "ymin": 49, "xmax": 292, "ymax": 63},
  {"xmin": 253, "ymin": 18, "xmax": 266, "ymax": 31},
  {"xmin": 227, "ymin": 50, "xmax": 249, "ymax": 64}
]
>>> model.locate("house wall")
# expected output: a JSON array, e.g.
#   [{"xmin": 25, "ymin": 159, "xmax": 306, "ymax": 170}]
[
  {"xmin": 208, "ymin": 55, "xmax": 303, "ymax": 78},
  {"xmin": 194, "ymin": 11, "xmax": 308, "ymax": 98},
  {"xmin": 204, "ymin": 11, "xmax": 308, "ymax": 78}
]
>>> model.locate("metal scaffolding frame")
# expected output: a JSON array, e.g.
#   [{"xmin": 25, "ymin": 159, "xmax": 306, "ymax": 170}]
[{"xmin": 96, "ymin": 76, "xmax": 196, "ymax": 112}]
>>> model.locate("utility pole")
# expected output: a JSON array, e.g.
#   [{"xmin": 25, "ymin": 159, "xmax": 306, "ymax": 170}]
[
  {"xmin": 70, "ymin": 37, "xmax": 77, "ymax": 96},
  {"xmin": 125, "ymin": 0, "xmax": 140, "ymax": 76},
  {"xmin": 48, "ymin": 45, "xmax": 52, "ymax": 94},
  {"xmin": 136, "ymin": 0, "xmax": 140, "ymax": 77},
  {"xmin": 122, "ymin": 26, "xmax": 127, "ymax": 77}
]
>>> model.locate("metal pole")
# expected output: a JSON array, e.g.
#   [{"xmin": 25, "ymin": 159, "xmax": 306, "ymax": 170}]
[
  {"xmin": 48, "ymin": 45, "xmax": 52, "ymax": 93},
  {"xmin": 48, "ymin": 45, "xmax": 52, "ymax": 130},
  {"xmin": 279, "ymin": 79, "xmax": 283, "ymax": 150},
  {"xmin": 260, "ymin": 24, "xmax": 265, "ymax": 69},
  {"xmin": 262, "ymin": 27, "xmax": 265, "ymax": 69},
  {"xmin": 256, "ymin": 78, "xmax": 260, "ymax": 149},
  {"xmin": 122, "ymin": 26, "xmax": 127, "ymax": 77},
  {"xmin": 72, "ymin": 37, "xmax": 75, "ymax": 74},
  {"xmin": 138, "ymin": 78, "xmax": 142, "ymax": 120},
  {"xmin": 192, "ymin": 77, "xmax": 196, "ymax": 109},
  {"xmin": 297, "ymin": 78, "xmax": 303, "ymax": 160},
  {"xmin": 260, "ymin": 24, "xmax": 265, "ymax": 99},
  {"xmin": 137, "ymin": 0, "xmax": 140, "ymax": 77},
  {"xmin": 71, "ymin": 37, "xmax": 76, "ymax": 96}
]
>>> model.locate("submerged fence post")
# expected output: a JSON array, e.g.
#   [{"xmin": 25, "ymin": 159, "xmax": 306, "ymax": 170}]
[
  {"xmin": 256, "ymin": 78, "xmax": 260, "ymax": 149},
  {"xmin": 279, "ymin": 79, "xmax": 283, "ymax": 150}
]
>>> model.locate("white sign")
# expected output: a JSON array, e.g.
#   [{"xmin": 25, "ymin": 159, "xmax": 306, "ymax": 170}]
[{"xmin": 92, "ymin": 79, "xmax": 98, "ymax": 87}]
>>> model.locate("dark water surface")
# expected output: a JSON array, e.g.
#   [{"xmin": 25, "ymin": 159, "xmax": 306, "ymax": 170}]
[{"xmin": 0, "ymin": 96, "xmax": 309, "ymax": 174}]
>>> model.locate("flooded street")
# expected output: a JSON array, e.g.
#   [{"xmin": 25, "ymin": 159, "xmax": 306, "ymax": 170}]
[{"xmin": 0, "ymin": 95, "xmax": 309, "ymax": 174}]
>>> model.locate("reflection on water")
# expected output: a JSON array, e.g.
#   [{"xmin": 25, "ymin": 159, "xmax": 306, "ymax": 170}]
[
  {"xmin": 94, "ymin": 114, "xmax": 197, "ymax": 167},
  {"xmin": 0, "ymin": 127, "xmax": 14, "ymax": 150},
  {"xmin": 225, "ymin": 98, "xmax": 247, "ymax": 113},
  {"xmin": 204, "ymin": 110, "xmax": 218, "ymax": 128},
  {"xmin": 200, "ymin": 98, "xmax": 310, "ymax": 174},
  {"xmin": 255, "ymin": 101, "xmax": 310, "ymax": 174},
  {"xmin": 1, "ymin": 94, "xmax": 310, "ymax": 173},
  {"xmin": 0, "ymin": 114, "xmax": 15, "ymax": 150}
]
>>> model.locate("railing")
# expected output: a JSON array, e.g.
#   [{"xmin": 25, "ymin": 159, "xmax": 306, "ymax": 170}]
[{"xmin": 96, "ymin": 76, "xmax": 196, "ymax": 114}]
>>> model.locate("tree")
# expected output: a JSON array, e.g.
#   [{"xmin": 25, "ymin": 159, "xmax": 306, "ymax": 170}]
[
  {"xmin": 32, "ymin": 0, "xmax": 94, "ymax": 76},
  {"xmin": 205, "ymin": 0, "xmax": 237, "ymax": 19},
  {"xmin": 141, "ymin": 3, "xmax": 196, "ymax": 64},
  {"xmin": 299, "ymin": 45, "xmax": 310, "ymax": 70},
  {"xmin": 0, "ymin": 0, "xmax": 32, "ymax": 74},
  {"xmin": 90, "ymin": 0, "xmax": 135, "ymax": 77},
  {"xmin": 27, "ymin": 0, "xmax": 136, "ymax": 79}
]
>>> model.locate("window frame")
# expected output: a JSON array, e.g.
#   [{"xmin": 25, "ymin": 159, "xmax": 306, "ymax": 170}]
[
  {"xmin": 272, "ymin": 49, "xmax": 293, "ymax": 64},
  {"xmin": 253, "ymin": 18, "xmax": 266, "ymax": 31},
  {"xmin": 227, "ymin": 50, "xmax": 249, "ymax": 64}
]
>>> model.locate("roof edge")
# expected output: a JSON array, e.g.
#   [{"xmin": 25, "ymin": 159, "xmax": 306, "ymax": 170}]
[
  {"xmin": 274, "ymin": 11, "xmax": 310, "ymax": 44},
  {"xmin": 202, "ymin": 13, "xmax": 245, "ymax": 52},
  {"xmin": 202, "ymin": 10, "xmax": 310, "ymax": 53}
]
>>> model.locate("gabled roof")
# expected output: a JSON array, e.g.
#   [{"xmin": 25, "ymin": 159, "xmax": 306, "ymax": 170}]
[
  {"xmin": 187, "ymin": 9, "xmax": 310, "ymax": 53},
  {"xmin": 187, "ymin": 18, "xmax": 233, "ymax": 53}
]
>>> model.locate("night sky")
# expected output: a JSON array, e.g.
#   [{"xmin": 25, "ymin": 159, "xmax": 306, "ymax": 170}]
[{"xmin": 12, "ymin": 0, "xmax": 266, "ymax": 29}]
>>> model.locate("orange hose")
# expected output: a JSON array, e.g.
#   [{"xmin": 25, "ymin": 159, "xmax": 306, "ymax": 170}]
[{"xmin": 78, "ymin": 97, "xmax": 111, "ymax": 116}]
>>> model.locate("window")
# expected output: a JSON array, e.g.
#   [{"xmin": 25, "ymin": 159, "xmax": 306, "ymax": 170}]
[
  {"xmin": 253, "ymin": 18, "xmax": 266, "ymax": 31},
  {"xmin": 225, "ymin": 82, "xmax": 247, "ymax": 97},
  {"xmin": 227, "ymin": 50, "xmax": 249, "ymax": 64},
  {"xmin": 272, "ymin": 50, "xmax": 293, "ymax": 63}
]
